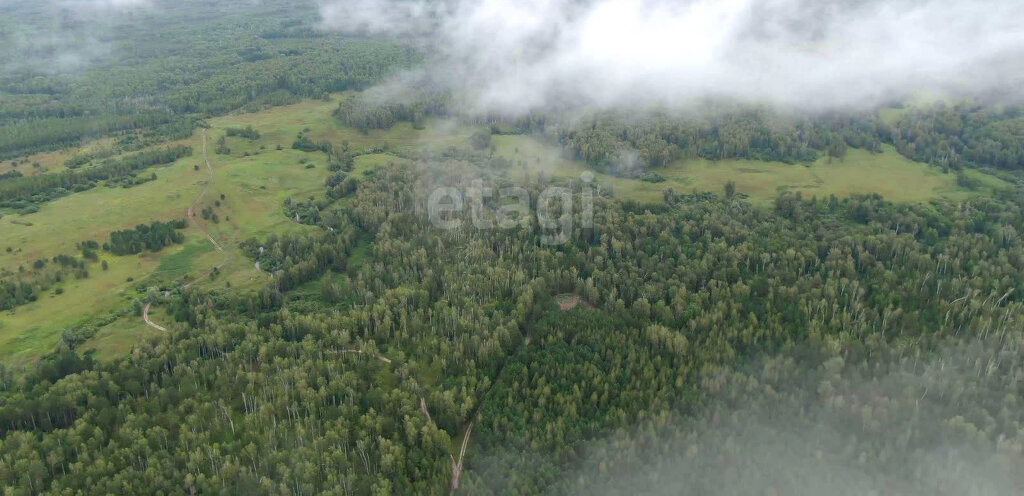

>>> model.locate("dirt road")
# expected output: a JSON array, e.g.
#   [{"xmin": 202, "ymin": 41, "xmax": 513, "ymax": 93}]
[
  {"xmin": 144, "ymin": 131, "xmax": 230, "ymax": 330},
  {"xmin": 183, "ymin": 130, "xmax": 229, "ymax": 288},
  {"xmin": 142, "ymin": 303, "xmax": 167, "ymax": 332}
]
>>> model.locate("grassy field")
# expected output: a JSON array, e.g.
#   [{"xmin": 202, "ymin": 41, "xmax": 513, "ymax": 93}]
[
  {"xmin": 657, "ymin": 146, "xmax": 992, "ymax": 205},
  {"xmin": 0, "ymin": 94, "xmax": 1011, "ymax": 367},
  {"xmin": 213, "ymin": 95, "xmax": 473, "ymax": 155},
  {"xmin": 0, "ymin": 251, "xmax": 156, "ymax": 367},
  {"xmin": 0, "ymin": 110, "xmax": 336, "ymax": 364},
  {"xmin": 81, "ymin": 313, "xmax": 161, "ymax": 362},
  {"xmin": 0, "ymin": 95, "xmax": 463, "ymax": 365},
  {"xmin": 492, "ymin": 135, "xmax": 1007, "ymax": 205},
  {"xmin": 0, "ymin": 137, "xmax": 120, "ymax": 178},
  {"xmin": 0, "ymin": 135, "xmax": 206, "ymax": 270}
]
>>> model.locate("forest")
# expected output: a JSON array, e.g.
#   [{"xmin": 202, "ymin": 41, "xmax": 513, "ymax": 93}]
[
  {"xmin": 0, "ymin": 1, "xmax": 1022, "ymax": 495},
  {"xmin": 1, "ymin": 149, "xmax": 1022, "ymax": 493},
  {"xmin": 0, "ymin": 0, "xmax": 414, "ymax": 160}
]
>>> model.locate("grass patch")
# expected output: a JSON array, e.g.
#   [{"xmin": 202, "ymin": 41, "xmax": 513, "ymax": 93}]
[
  {"xmin": 493, "ymin": 135, "xmax": 997, "ymax": 205},
  {"xmin": 80, "ymin": 313, "xmax": 160, "ymax": 362},
  {"xmin": 0, "ymin": 253, "xmax": 153, "ymax": 367}
]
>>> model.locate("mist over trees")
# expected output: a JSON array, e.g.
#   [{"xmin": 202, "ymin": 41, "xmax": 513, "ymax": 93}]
[
  {"xmin": 319, "ymin": 0, "xmax": 1024, "ymax": 112},
  {"xmin": 0, "ymin": 0, "xmax": 415, "ymax": 160},
  {"xmin": 0, "ymin": 1, "xmax": 1022, "ymax": 495}
]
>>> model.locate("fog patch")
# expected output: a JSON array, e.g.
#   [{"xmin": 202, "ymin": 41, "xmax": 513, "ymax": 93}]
[
  {"xmin": 0, "ymin": 0, "xmax": 153, "ymax": 75},
  {"xmin": 461, "ymin": 331, "xmax": 1024, "ymax": 494},
  {"xmin": 319, "ymin": 0, "xmax": 1024, "ymax": 114}
]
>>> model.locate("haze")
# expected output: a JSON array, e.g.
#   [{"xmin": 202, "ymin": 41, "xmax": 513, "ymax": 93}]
[{"xmin": 320, "ymin": 0, "xmax": 1024, "ymax": 112}]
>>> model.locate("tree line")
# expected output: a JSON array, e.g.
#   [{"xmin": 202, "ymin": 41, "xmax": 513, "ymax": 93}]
[
  {"xmin": 105, "ymin": 220, "xmax": 188, "ymax": 256},
  {"xmin": 0, "ymin": 146, "xmax": 192, "ymax": 211}
]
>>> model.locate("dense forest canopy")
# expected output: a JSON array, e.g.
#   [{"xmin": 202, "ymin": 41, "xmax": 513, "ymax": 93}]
[
  {"xmin": 0, "ymin": 0, "xmax": 414, "ymax": 160},
  {"xmin": 2, "ymin": 151, "xmax": 1023, "ymax": 493},
  {"xmin": 0, "ymin": 1, "xmax": 1023, "ymax": 495}
]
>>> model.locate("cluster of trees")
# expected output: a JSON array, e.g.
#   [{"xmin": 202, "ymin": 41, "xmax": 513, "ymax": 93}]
[
  {"xmin": 332, "ymin": 93, "xmax": 449, "ymax": 132},
  {"xmin": 891, "ymin": 103, "xmax": 1024, "ymax": 170},
  {"xmin": 292, "ymin": 133, "xmax": 334, "ymax": 154},
  {"xmin": 0, "ymin": 146, "xmax": 192, "ymax": 211},
  {"xmin": 326, "ymin": 171, "xmax": 360, "ymax": 200},
  {"xmin": 0, "ymin": 254, "xmax": 90, "ymax": 312},
  {"xmin": 282, "ymin": 197, "xmax": 324, "ymax": 226},
  {"xmin": 64, "ymin": 147, "xmax": 118, "ymax": 169},
  {"xmin": 225, "ymin": 126, "xmax": 261, "ymax": 140},
  {"xmin": 2, "ymin": 149, "xmax": 1022, "ymax": 493},
  {"xmin": 201, "ymin": 205, "xmax": 222, "ymax": 224},
  {"xmin": 105, "ymin": 172, "xmax": 159, "ymax": 189},
  {"xmin": 553, "ymin": 103, "xmax": 1024, "ymax": 177},
  {"xmin": 104, "ymin": 220, "xmax": 188, "ymax": 256},
  {"xmin": 554, "ymin": 109, "xmax": 884, "ymax": 174}
]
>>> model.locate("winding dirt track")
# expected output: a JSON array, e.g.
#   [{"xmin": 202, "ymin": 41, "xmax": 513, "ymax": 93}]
[
  {"xmin": 183, "ymin": 130, "xmax": 229, "ymax": 287},
  {"xmin": 141, "ymin": 303, "xmax": 167, "ymax": 332},
  {"xmin": 143, "ymin": 130, "xmax": 229, "ymax": 331}
]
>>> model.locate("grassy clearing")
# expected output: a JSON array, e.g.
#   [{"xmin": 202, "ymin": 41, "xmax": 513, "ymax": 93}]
[
  {"xmin": 0, "ymin": 252, "xmax": 155, "ymax": 366},
  {"xmin": 0, "ymin": 132, "xmax": 207, "ymax": 271},
  {"xmin": 0, "ymin": 137, "xmax": 120, "ymax": 178},
  {"xmin": 660, "ymin": 146, "xmax": 1010, "ymax": 205},
  {"xmin": 0, "ymin": 97, "xmax": 422, "ymax": 363},
  {"xmin": 0, "ymin": 102, "xmax": 349, "ymax": 363},
  {"xmin": 214, "ymin": 95, "xmax": 473, "ymax": 154},
  {"xmin": 657, "ymin": 146, "xmax": 955, "ymax": 205},
  {"xmin": 80, "ymin": 313, "xmax": 160, "ymax": 362},
  {"xmin": 493, "ymin": 135, "xmax": 1001, "ymax": 205}
]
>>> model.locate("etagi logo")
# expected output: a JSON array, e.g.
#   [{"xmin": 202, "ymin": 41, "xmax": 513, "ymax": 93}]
[{"xmin": 427, "ymin": 173, "xmax": 596, "ymax": 245}]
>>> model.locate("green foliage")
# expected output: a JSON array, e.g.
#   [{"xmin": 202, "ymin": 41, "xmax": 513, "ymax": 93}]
[
  {"xmin": 0, "ymin": 254, "xmax": 89, "ymax": 312},
  {"xmin": 225, "ymin": 126, "xmax": 261, "ymax": 140},
  {"xmin": 104, "ymin": 220, "xmax": 188, "ymax": 256},
  {"xmin": 0, "ymin": 146, "xmax": 192, "ymax": 210},
  {"xmin": 892, "ymin": 103, "xmax": 1024, "ymax": 170},
  {"xmin": 333, "ymin": 93, "xmax": 448, "ymax": 132},
  {"xmin": 470, "ymin": 130, "xmax": 493, "ymax": 151},
  {"xmin": 2, "ymin": 152, "xmax": 1022, "ymax": 493},
  {"xmin": 0, "ymin": 0, "xmax": 413, "ymax": 160}
]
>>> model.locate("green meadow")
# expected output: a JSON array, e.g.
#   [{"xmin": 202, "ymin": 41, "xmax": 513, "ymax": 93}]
[{"xmin": 492, "ymin": 135, "xmax": 1008, "ymax": 205}]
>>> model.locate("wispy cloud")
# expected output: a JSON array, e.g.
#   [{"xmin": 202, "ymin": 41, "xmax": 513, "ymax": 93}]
[
  {"xmin": 319, "ymin": 0, "xmax": 1024, "ymax": 113},
  {"xmin": 58, "ymin": 0, "xmax": 153, "ymax": 10},
  {"xmin": 0, "ymin": 0, "xmax": 153, "ymax": 75}
]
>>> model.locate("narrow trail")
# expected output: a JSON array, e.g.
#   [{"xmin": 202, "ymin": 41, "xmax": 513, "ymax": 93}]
[
  {"xmin": 183, "ymin": 129, "xmax": 230, "ymax": 287},
  {"xmin": 442, "ymin": 338, "xmax": 531, "ymax": 493},
  {"xmin": 450, "ymin": 421, "xmax": 473, "ymax": 495},
  {"xmin": 144, "ymin": 130, "xmax": 230, "ymax": 331},
  {"xmin": 142, "ymin": 303, "xmax": 167, "ymax": 332},
  {"xmin": 332, "ymin": 348, "xmax": 471, "ymax": 492}
]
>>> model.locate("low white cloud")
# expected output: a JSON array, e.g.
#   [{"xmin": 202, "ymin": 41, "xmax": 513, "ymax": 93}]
[
  {"xmin": 319, "ymin": 0, "xmax": 1024, "ymax": 113},
  {"xmin": 58, "ymin": 0, "xmax": 153, "ymax": 9},
  {"xmin": 0, "ymin": 0, "xmax": 154, "ymax": 75}
]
